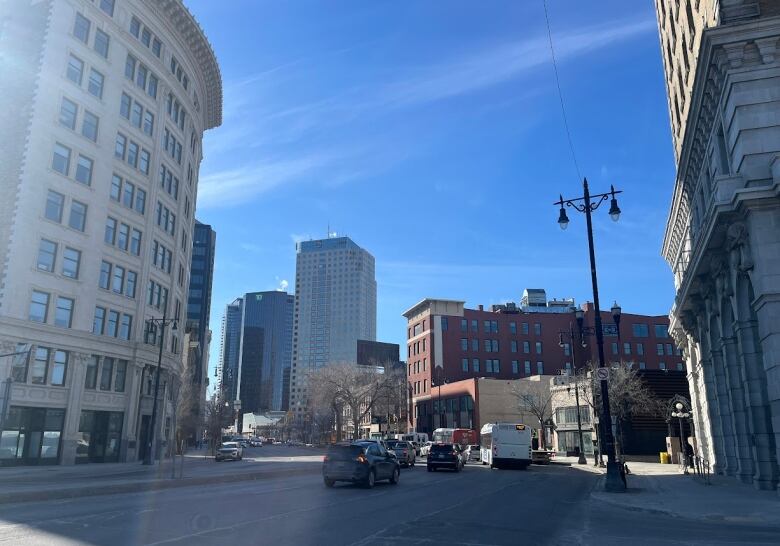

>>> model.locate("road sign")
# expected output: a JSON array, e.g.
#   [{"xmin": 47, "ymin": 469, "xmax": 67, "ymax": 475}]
[
  {"xmin": 602, "ymin": 324, "xmax": 618, "ymax": 336},
  {"xmin": 596, "ymin": 367, "xmax": 610, "ymax": 381}
]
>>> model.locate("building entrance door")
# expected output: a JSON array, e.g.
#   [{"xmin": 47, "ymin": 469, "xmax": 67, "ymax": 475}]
[
  {"xmin": 0, "ymin": 406, "xmax": 64, "ymax": 466},
  {"xmin": 77, "ymin": 410, "xmax": 124, "ymax": 463}
]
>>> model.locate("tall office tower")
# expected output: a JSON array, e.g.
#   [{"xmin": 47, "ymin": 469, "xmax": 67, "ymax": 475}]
[
  {"xmin": 236, "ymin": 292, "xmax": 294, "ymax": 415},
  {"xmin": 219, "ymin": 298, "xmax": 243, "ymax": 405},
  {"xmin": 657, "ymin": 1, "xmax": 780, "ymax": 489},
  {"xmin": 0, "ymin": 0, "xmax": 221, "ymax": 466},
  {"xmin": 289, "ymin": 236, "xmax": 377, "ymax": 416},
  {"xmin": 184, "ymin": 220, "xmax": 215, "ymax": 442}
]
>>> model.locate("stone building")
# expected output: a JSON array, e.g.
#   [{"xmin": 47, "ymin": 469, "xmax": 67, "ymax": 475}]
[
  {"xmin": 0, "ymin": 0, "xmax": 221, "ymax": 465},
  {"xmin": 656, "ymin": 0, "xmax": 780, "ymax": 489}
]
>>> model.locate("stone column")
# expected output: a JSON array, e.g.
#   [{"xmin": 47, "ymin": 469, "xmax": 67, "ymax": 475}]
[
  {"xmin": 60, "ymin": 353, "xmax": 89, "ymax": 465},
  {"xmin": 706, "ymin": 309, "xmax": 739, "ymax": 475},
  {"xmin": 721, "ymin": 332, "xmax": 755, "ymax": 483},
  {"xmin": 120, "ymin": 360, "xmax": 143, "ymax": 462}
]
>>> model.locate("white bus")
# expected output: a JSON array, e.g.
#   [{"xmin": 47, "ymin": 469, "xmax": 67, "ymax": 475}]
[
  {"xmin": 397, "ymin": 432, "xmax": 429, "ymax": 444},
  {"xmin": 480, "ymin": 423, "xmax": 532, "ymax": 469}
]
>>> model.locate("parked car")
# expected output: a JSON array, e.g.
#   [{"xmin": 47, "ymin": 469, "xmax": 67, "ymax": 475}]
[
  {"xmin": 467, "ymin": 444, "xmax": 481, "ymax": 462},
  {"xmin": 427, "ymin": 443, "xmax": 463, "ymax": 472},
  {"xmin": 387, "ymin": 440, "xmax": 415, "ymax": 467},
  {"xmin": 215, "ymin": 442, "xmax": 243, "ymax": 462},
  {"xmin": 322, "ymin": 441, "xmax": 401, "ymax": 488},
  {"xmin": 419, "ymin": 441, "xmax": 433, "ymax": 457}
]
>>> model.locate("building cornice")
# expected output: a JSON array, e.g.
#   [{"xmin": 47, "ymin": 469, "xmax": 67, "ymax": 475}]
[
  {"xmin": 149, "ymin": 0, "xmax": 222, "ymax": 130},
  {"xmin": 661, "ymin": 16, "xmax": 780, "ymax": 266}
]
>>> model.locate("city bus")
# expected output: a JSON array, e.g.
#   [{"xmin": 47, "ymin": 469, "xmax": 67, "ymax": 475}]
[
  {"xmin": 480, "ymin": 423, "xmax": 532, "ymax": 469},
  {"xmin": 433, "ymin": 428, "xmax": 477, "ymax": 448}
]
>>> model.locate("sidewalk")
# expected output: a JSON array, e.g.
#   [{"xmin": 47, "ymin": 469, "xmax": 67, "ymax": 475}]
[
  {"xmin": 564, "ymin": 457, "xmax": 780, "ymax": 527},
  {"xmin": 0, "ymin": 448, "xmax": 324, "ymax": 504}
]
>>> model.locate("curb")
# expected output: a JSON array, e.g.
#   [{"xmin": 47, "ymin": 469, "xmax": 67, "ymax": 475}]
[
  {"xmin": 0, "ymin": 465, "xmax": 321, "ymax": 505},
  {"xmin": 590, "ymin": 476, "xmax": 780, "ymax": 528}
]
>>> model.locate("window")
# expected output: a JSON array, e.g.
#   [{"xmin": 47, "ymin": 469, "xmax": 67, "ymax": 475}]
[
  {"xmin": 130, "ymin": 229, "xmax": 142, "ymax": 255},
  {"xmin": 111, "ymin": 264, "xmax": 124, "ymax": 293},
  {"xmin": 485, "ymin": 359, "xmax": 493, "ymax": 373},
  {"xmin": 535, "ymin": 341, "xmax": 542, "ymax": 354},
  {"xmin": 521, "ymin": 322, "xmax": 529, "ymax": 334},
  {"xmin": 654, "ymin": 324, "xmax": 669, "ymax": 338},
  {"xmin": 510, "ymin": 322, "xmax": 517, "ymax": 334},
  {"xmin": 45, "ymin": 190, "xmax": 65, "ymax": 222},
  {"xmin": 125, "ymin": 270, "xmax": 137, "ymax": 298},
  {"xmin": 131, "ymin": 102, "xmax": 143, "ymax": 127},
  {"xmin": 472, "ymin": 358, "xmax": 479, "ymax": 372},
  {"xmin": 624, "ymin": 342, "xmax": 631, "ymax": 355},
  {"xmin": 657, "ymin": 343, "xmax": 664, "ymax": 356},
  {"xmin": 512, "ymin": 360, "xmax": 519, "ymax": 374},
  {"xmin": 106, "ymin": 310, "xmax": 119, "ymax": 337},
  {"xmin": 523, "ymin": 341, "xmax": 530, "ymax": 354},
  {"xmin": 127, "ymin": 141, "xmax": 138, "ymax": 167},
  {"xmin": 119, "ymin": 314, "xmax": 132, "ymax": 340},
  {"xmin": 88, "ymin": 68, "xmax": 104, "ymax": 98},
  {"xmin": 632, "ymin": 324, "xmax": 649, "ymax": 337},
  {"xmin": 114, "ymin": 360, "xmax": 127, "ymax": 392},
  {"xmin": 534, "ymin": 323, "xmax": 541, "ymax": 335},
  {"xmin": 666, "ymin": 343, "xmax": 674, "ymax": 356},
  {"xmin": 94, "ymin": 28, "xmax": 109, "ymax": 58},
  {"xmin": 29, "ymin": 290, "xmax": 49, "ymax": 322},
  {"xmin": 51, "ymin": 350, "xmax": 67, "ymax": 386},
  {"xmin": 135, "ymin": 188, "xmax": 146, "ymax": 214},
  {"xmin": 100, "ymin": 357, "xmax": 114, "ymax": 390},
  {"xmin": 68, "ymin": 200, "xmax": 86, "ymax": 231},
  {"xmin": 483, "ymin": 320, "xmax": 490, "ymax": 333},
  {"xmin": 66, "ymin": 54, "xmax": 84, "ymax": 85},
  {"xmin": 524, "ymin": 361, "xmax": 531, "ymax": 375},
  {"xmin": 120, "ymin": 93, "xmax": 131, "ymax": 119},
  {"xmin": 460, "ymin": 338, "xmax": 468, "ymax": 351},
  {"xmin": 139, "ymin": 150, "xmax": 150, "ymax": 174},
  {"xmin": 117, "ymin": 223, "xmax": 129, "ymax": 250},
  {"xmin": 59, "ymin": 98, "xmax": 77, "ymax": 129},
  {"xmin": 637, "ymin": 343, "xmax": 644, "ymax": 356},
  {"xmin": 62, "ymin": 247, "xmax": 80, "ymax": 279},
  {"xmin": 115, "ymin": 133, "xmax": 127, "ymax": 159},
  {"xmin": 54, "ymin": 296, "xmax": 74, "ymax": 328},
  {"xmin": 99, "ymin": 260, "xmax": 111, "ymax": 289},
  {"xmin": 130, "ymin": 17, "xmax": 141, "ymax": 38},
  {"xmin": 491, "ymin": 339, "xmax": 498, "ymax": 352},
  {"xmin": 52, "ymin": 143, "xmax": 71, "ymax": 175},
  {"xmin": 74, "ymin": 155, "xmax": 93, "ymax": 185},
  {"xmin": 659, "ymin": 362, "xmax": 667, "ymax": 370},
  {"xmin": 639, "ymin": 362, "xmax": 646, "ymax": 370},
  {"xmin": 511, "ymin": 340, "xmax": 517, "ymax": 353},
  {"xmin": 31, "ymin": 347, "xmax": 49, "ymax": 384},
  {"xmin": 143, "ymin": 111, "xmax": 154, "ymax": 136},
  {"xmin": 470, "ymin": 319, "xmax": 477, "ymax": 332},
  {"xmin": 484, "ymin": 339, "xmax": 491, "ymax": 352},
  {"xmin": 37, "ymin": 239, "xmax": 57, "ymax": 272},
  {"xmin": 462, "ymin": 358, "xmax": 468, "ymax": 372},
  {"xmin": 93, "ymin": 306, "xmax": 105, "ymax": 334},
  {"xmin": 611, "ymin": 342, "xmax": 619, "ymax": 355},
  {"xmin": 122, "ymin": 181, "xmax": 135, "ymax": 208},
  {"xmin": 460, "ymin": 319, "xmax": 467, "ymax": 332},
  {"xmin": 563, "ymin": 343, "xmax": 571, "ymax": 356},
  {"xmin": 104, "ymin": 217, "xmax": 116, "ymax": 244},
  {"xmin": 10, "ymin": 346, "xmax": 28, "ymax": 382},
  {"xmin": 491, "ymin": 320, "xmax": 498, "ymax": 333},
  {"xmin": 536, "ymin": 361, "xmax": 544, "ymax": 375},
  {"xmin": 73, "ymin": 13, "xmax": 90, "ymax": 43},
  {"xmin": 99, "ymin": 0, "xmax": 115, "ymax": 16},
  {"xmin": 85, "ymin": 356, "xmax": 98, "ymax": 389},
  {"xmin": 81, "ymin": 111, "xmax": 99, "ymax": 142}
]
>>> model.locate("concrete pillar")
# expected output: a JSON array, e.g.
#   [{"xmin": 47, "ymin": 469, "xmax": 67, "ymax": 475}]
[
  {"xmin": 721, "ymin": 334, "xmax": 755, "ymax": 482},
  {"xmin": 709, "ymin": 330, "xmax": 739, "ymax": 475},
  {"xmin": 121, "ymin": 361, "xmax": 143, "ymax": 463},
  {"xmin": 60, "ymin": 352, "xmax": 89, "ymax": 465}
]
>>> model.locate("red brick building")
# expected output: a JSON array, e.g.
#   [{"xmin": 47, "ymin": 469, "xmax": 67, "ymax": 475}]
[{"xmin": 402, "ymin": 293, "xmax": 683, "ymax": 435}]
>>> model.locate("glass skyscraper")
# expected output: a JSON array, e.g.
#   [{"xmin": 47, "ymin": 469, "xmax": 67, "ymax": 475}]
[{"xmin": 290, "ymin": 236, "xmax": 377, "ymax": 415}]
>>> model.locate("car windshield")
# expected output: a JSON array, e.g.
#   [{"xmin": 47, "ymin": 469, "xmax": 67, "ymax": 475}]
[{"xmin": 221, "ymin": 443, "xmax": 238, "ymax": 449}]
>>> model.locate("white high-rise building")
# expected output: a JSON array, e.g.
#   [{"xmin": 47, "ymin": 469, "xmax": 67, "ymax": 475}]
[
  {"xmin": 290, "ymin": 236, "xmax": 377, "ymax": 415},
  {"xmin": 0, "ymin": 0, "xmax": 221, "ymax": 466}
]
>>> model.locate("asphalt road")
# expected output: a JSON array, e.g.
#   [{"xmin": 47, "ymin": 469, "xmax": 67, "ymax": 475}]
[{"xmin": 1, "ymin": 452, "xmax": 778, "ymax": 545}]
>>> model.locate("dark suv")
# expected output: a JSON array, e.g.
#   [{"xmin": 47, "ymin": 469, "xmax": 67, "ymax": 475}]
[
  {"xmin": 427, "ymin": 443, "xmax": 463, "ymax": 472},
  {"xmin": 322, "ymin": 441, "xmax": 401, "ymax": 488}
]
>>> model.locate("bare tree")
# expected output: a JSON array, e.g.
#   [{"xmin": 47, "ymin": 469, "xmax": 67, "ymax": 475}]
[
  {"xmin": 578, "ymin": 361, "xmax": 666, "ymax": 458},
  {"xmin": 204, "ymin": 392, "xmax": 232, "ymax": 454},
  {"xmin": 511, "ymin": 380, "xmax": 554, "ymax": 449}
]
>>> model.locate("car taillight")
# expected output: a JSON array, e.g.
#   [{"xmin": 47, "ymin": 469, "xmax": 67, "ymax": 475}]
[
  {"xmin": 323, "ymin": 455, "xmax": 329, "ymax": 462},
  {"xmin": 451, "ymin": 451, "xmax": 458, "ymax": 456},
  {"xmin": 356, "ymin": 454, "xmax": 367, "ymax": 464}
]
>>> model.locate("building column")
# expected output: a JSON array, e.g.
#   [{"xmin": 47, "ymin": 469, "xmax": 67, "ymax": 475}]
[
  {"xmin": 121, "ymin": 362, "xmax": 144, "ymax": 462},
  {"xmin": 60, "ymin": 352, "xmax": 89, "ymax": 465},
  {"xmin": 687, "ymin": 340, "xmax": 713, "ymax": 462},
  {"xmin": 721, "ymin": 333, "xmax": 755, "ymax": 483},
  {"xmin": 707, "ymin": 320, "xmax": 739, "ymax": 475}
]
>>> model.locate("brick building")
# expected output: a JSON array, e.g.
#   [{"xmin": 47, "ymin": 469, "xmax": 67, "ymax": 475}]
[{"xmin": 402, "ymin": 292, "xmax": 684, "ymax": 435}]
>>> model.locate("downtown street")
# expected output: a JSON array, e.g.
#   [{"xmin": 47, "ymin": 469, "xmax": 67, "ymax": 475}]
[{"xmin": 0, "ymin": 446, "xmax": 778, "ymax": 546}]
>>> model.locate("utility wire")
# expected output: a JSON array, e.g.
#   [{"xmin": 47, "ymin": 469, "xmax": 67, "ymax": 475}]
[{"xmin": 543, "ymin": 0, "xmax": 582, "ymax": 182}]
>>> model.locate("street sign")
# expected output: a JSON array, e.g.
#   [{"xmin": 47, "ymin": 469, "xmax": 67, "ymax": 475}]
[{"xmin": 596, "ymin": 367, "xmax": 610, "ymax": 381}]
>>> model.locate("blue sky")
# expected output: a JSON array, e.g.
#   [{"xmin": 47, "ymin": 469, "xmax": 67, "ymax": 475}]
[{"xmin": 186, "ymin": 0, "xmax": 677, "ymax": 388}]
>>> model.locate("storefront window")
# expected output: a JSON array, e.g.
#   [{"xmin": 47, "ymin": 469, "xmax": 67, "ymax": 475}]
[{"xmin": 0, "ymin": 407, "xmax": 64, "ymax": 465}]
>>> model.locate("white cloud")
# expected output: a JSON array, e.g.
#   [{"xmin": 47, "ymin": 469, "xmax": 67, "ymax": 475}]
[{"xmin": 277, "ymin": 279, "xmax": 289, "ymax": 291}]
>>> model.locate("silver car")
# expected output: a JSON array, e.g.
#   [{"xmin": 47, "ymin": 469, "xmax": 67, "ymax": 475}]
[{"xmin": 387, "ymin": 441, "xmax": 415, "ymax": 468}]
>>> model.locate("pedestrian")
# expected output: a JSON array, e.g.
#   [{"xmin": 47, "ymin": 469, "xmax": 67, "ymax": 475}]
[{"xmin": 685, "ymin": 441, "xmax": 694, "ymax": 468}]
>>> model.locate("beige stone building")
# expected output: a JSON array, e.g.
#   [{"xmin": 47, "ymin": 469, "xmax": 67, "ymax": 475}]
[
  {"xmin": 656, "ymin": 0, "xmax": 780, "ymax": 489},
  {"xmin": 0, "ymin": 0, "xmax": 221, "ymax": 465}
]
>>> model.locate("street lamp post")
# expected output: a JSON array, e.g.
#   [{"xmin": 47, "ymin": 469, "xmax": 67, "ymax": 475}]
[
  {"xmin": 559, "ymin": 320, "xmax": 587, "ymax": 465},
  {"xmin": 671, "ymin": 401, "xmax": 691, "ymax": 474},
  {"xmin": 143, "ymin": 308, "xmax": 178, "ymax": 466},
  {"xmin": 556, "ymin": 178, "xmax": 625, "ymax": 492}
]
